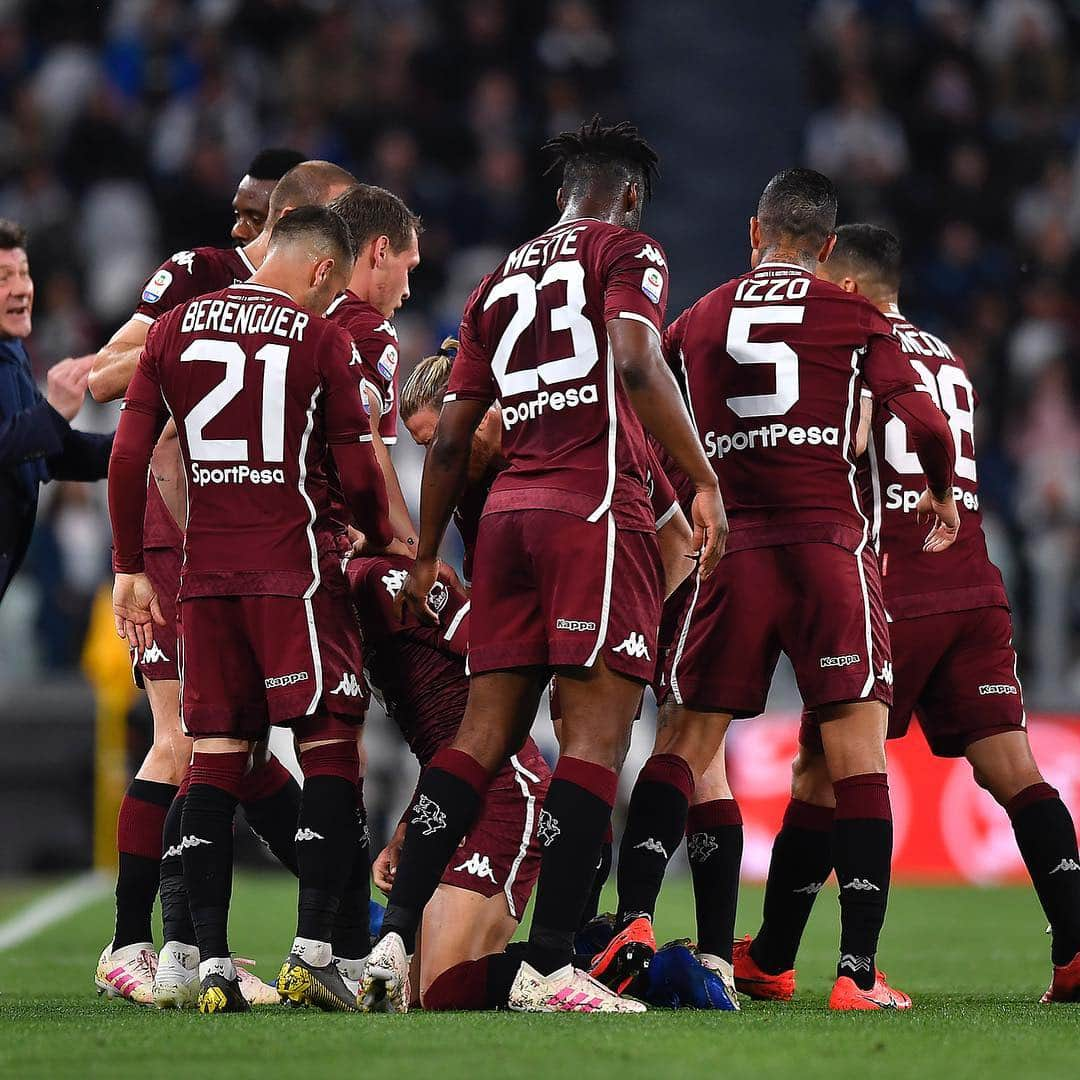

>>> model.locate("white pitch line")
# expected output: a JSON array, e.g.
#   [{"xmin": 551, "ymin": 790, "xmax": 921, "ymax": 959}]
[{"xmin": 0, "ymin": 872, "xmax": 110, "ymax": 952}]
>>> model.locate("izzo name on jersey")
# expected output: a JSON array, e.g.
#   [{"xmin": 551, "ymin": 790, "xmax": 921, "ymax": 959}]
[
  {"xmin": 190, "ymin": 462, "xmax": 286, "ymax": 486},
  {"xmin": 886, "ymin": 483, "xmax": 979, "ymax": 514},
  {"xmin": 705, "ymin": 422, "xmax": 839, "ymax": 460},
  {"xmin": 501, "ymin": 383, "xmax": 599, "ymax": 430}
]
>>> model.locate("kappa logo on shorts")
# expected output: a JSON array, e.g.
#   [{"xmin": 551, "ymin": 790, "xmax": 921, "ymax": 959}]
[
  {"xmin": 979, "ymin": 683, "xmax": 1018, "ymax": 696},
  {"xmin": 687, "ymin": 832, "xmax": 718, "ymax": 863},
  {"xmin": 538, "ymin": 810, "xmax": 561, "ymax": 847},
  {"xmin": 841, "ymin": 878, "xmax": 881, "ymax": 892},
  {"xmin": 556, "ymin": 618, "xmax": 598, "ymax": 632},
  {"xmin": 612, "ymin": 632, "xmax": 651, "ymax": 660},
  {"xmin": 633, "ymin": 838, "xmax": 669, "ymax": 858},
  {"xmin": 453, "ymin": 852, "xmax": 498, "ymax": 883},
  {"xmin": 820, "ymin": 653, "xmax": 860, "ymax": 669},
  {"xmin": 140, "ymin": 642, "xmax": 171, "ymax": 665},
  {"xmin": 330, "ymin": 672, "xmax": 365, "ymax": 697},
  {"xmin": 1049, "ymin": 858, "xmax": 1080, "ymax": 874},
  {"xmin": 411, "ymin": 795, "xmax": 447, "ymax": 836},
  {"xmin": 265, "ymin": 671, "xmax": 310, "ymax": 689},
  {"xmin": 294, "ymin": 828, "xmax": 325, "ymax": 842},
  {"xmin": 877, "ymin": 661, "xmax": 894, "ymax": 686}
]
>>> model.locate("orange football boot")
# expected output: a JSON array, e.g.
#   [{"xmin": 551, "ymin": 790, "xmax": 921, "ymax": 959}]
[
  {"xmin": 732, "ymin": 936, "xmax": 796, "ymax": 1001},
  {"xmin": 1040, "ymin": 952, "xmax": 1080, "ymax": 1003},
  {"xmin": 588, "ymin": 916, "xmax": 656, "ymax": 994},
  {"xmin": 829, "ymin": 969, "xmax": 912, "ymax": 1011}
]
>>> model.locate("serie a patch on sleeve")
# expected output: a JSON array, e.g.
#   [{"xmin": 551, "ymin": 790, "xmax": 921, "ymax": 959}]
[
  {"xmin": 142, "ymin": 269, "xmax": 172, "ymax": 304},
  {"xmin": 641, "ymin": 266, "xmax": 663, "ymax": 303}
]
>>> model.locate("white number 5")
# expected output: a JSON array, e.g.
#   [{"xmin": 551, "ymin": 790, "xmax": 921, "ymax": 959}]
[{"xmin": 725, "ymin": 306, "xmax": 804, "ymax": 418}]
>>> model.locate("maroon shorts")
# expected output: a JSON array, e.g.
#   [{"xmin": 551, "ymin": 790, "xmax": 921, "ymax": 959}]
[
  {"xmin": 805, "ymin": 605, "xmax": 1025, "ymax": 758},
  {"xmin": 440, "ymin": 739, "xmax": 551, "ymax": 919},
  {"xmin": 668, "ymin": 542, "xmax": 892, "ymax": 717},
  {"xmin": 179, "ymin": 556, "xmax": 366, "ymax": 740},
  {"xmin": 468, "ymin": 510, "xmax": 663, "ymax": 683},
  {"xmin": 651, "ymin": 574, "xmax": 695, "ymax": 700},
  {"xmin": 131, "ymin": 544, "xmax": 182, "ymax": 684}
]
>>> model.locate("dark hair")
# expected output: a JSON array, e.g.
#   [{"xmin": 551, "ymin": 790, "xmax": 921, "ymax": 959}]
[
  {"xmin": 543, "ymin": 115, "xmax": 660, "ymax": 202},
  {"xmin": 756, "ymin": 168, "xmax": 838, "ymax": 251},
  {"xmin": 268, "ymin": 205, "xmax": 354, "ymax": 266},
  {"xmin": 327, "ymin": 184, "xmax": 422, "ymax": 255},
  {"xmin": 245, "ymin": 148, "xmax": 307, "ymax": 182},
  {"xmin": 267, "ymin": 161, "xmax": 359, "ymax": 223},
  {"xmin": 0, "ymin": 218, "xmax": 27, "ymax": 251},
  {"xmin": 830, "ymin": 223, "xmax": 903, "ymax": 293}
]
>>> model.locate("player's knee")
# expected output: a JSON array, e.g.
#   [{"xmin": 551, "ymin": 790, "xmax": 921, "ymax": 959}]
[{"xmin": 298, "ymin": 739, "xmax": 359, "ymax": 782}]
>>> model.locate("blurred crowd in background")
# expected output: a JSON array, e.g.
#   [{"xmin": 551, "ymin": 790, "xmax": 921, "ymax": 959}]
[{"xmin": 0, "ymin": 0, "xmax": 1076, "ymax": 707}]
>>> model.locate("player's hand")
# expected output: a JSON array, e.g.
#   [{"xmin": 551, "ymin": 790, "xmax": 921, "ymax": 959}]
[
  {"xmin": 690, "ymin": 484, "xmax": 728, "ymax": 579},
  {"xmin": 112, "ymin": 572, "xmax": 165, "ymax": 653},
  {"xmin": 373, "ymin": 825, "xmax": 406, "ymax": 896},
  {"xmin": 46, "ymin": 355, "xmax": 94, "ymax": 421},
  {"xmin": 394, "ymin": 555, "xmax": 441, "ymax": 626},
  {"xmin": 345, "ymin": 526, "xmax": 415, "ymax": 561},
  {"xmin": 917, "ymin": 488, "xmax": 960, "ymax": 553}
]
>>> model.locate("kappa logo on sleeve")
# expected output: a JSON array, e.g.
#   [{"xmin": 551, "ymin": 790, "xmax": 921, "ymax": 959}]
[
  {"xmin": 373, "ymin": 319, "xmax": 399, "ymax": 341},
  {"xmin": 641, "ymin": 266, "xmax": 664, "ymax": 303},
  {"xmin": 141, "ymin": 269, "xmax": 173, "ymax": 304},
  {"xmin": 171, "ymin": 250, "xmax": 197, "ymax": 273},
  {"xmin": 634, "ymin": 244, "xmax": 666, "ymax": 267}
]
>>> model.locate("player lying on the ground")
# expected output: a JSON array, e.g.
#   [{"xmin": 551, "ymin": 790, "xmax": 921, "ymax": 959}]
[
  {"xmin": 734, "ymin": 224, "xmax": 1080, "ymax": 1007},
  {"xmin": 361, "ymin": 117, "xmax": 726, "ymax": 1015},
  {"xmin": 346, "ymin": 553, "xmax": 551, "ymax": 1010},
  {"xmin": 593, "ymin": 169, "xmax": 961, "ymax": 1012},
  {"xmin": 109, "ymin": 207, "xmax": 394, "ymax": 1015},
  {"xmin": 91, "ymin": 156, "xmax": 357, "ymax": 1008}
]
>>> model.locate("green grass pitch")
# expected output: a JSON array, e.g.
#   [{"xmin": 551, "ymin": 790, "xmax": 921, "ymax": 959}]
[{"xmin": 0, "ymin": 873, "xmax": 1075, "ymax": 1079}]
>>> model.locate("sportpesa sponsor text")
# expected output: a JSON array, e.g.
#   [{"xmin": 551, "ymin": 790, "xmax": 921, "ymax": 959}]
[
  {"xmin": 705, "ymin": 423, "xmax": 840, "ymax": 459},
  {"xmin": 190, "ymin": 462, "xmax": 286, "ymax": 485}
]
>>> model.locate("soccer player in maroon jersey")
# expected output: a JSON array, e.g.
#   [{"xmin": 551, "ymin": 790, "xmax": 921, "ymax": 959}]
[
  {"xmin": 109, "ymin": 207, "xmax": 393, "ymax": 1014},
  {"xmin": 735, "ymin": 224, "xmax": 1080, "ymax": 1006},
  {"xmin": 359, "ymin": 118, "xmax": 726, "ymax": 1015},
  {"xmin": 230, "ymin": 148, "xmax": 306, "ymax": 244},
  {"xmin": 345, "ymin": 554, "xmax": 552, "ymax": 1010},
  {"xmin": 326, "ymin": 184, "xmax": 423, "ymax": 547},
  {"xmin": 89, "ymin": 161, "xmax": 358, "ymax": 1008},
  {"xmin": 604, "ymin": 170, "xmax": 961, "ymax": 1012}
]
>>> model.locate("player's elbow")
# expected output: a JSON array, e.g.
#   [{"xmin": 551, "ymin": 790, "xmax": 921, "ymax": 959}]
[
  {"xmin": 615, "ymin": 351, "xmax": 656, "ymax": 392},
  {"xmin": 88, "ymin": 358, "xmax": 120, "ymax": 403}
]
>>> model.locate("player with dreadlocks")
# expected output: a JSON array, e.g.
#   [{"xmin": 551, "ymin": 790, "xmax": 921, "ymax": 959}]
[{"xmin": 359, "ymin": 117, "xmax": 726, "ymax": 1014}]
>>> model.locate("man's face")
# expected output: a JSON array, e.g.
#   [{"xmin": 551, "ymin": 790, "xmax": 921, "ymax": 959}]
[
  {"xmin": 374, "ymin": 230, "xmax": 420, "ymax": 317},
  {"xmin": 231, "ymin": 175, "xmax": 275, "ymax": 243},
  {"xmin": 0, "ymin": 247, "xmax": 33, "ymax": 339},
  {"xmin": 404, "ymin": 405, "xmax": 439, "ymax": 449}
]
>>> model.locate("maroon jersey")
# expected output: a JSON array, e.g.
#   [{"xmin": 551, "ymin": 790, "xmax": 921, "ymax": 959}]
[
  {"xmin": 136, "ymin": 245, "xmax": 256, "ymax": 548},
  {"xmin": 447, "ymin": 218, "xmax": 669, "ymax": 533},
  {"xmin": 115, "ymin": 283, "xmax": 379, "ymax": 598},
  {"xmin": 666, "ymin": 262, "xmax": 952, "ymax": 553},
  {"xmin": 871, "ymin": 308, "xmax": 1007, "ymax": 619},
  {"xmin": 325, "ymin": 290, "xmax": 400, "ymax": 442},
  {"xmin": 346, "ymin": 554, "xmax": 471, "ymax": 766}
]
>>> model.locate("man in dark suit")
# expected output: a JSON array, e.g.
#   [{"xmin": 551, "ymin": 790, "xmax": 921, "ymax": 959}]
[{"xmin": 0, "ymin": 218, "xmax": 113, "ymax": 603}]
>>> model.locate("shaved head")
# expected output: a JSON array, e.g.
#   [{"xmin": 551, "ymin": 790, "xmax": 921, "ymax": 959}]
[{"xmin": 266, "ymin": 161, "xmax": 360, "ymax": 228}]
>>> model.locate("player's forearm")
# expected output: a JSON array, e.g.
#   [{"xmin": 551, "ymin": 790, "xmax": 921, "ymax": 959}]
[
  {"xmin": 108, "ymin": 417, "xmax": 157, "ymax": 572},
  {"xmin": 150, "ymin": 422, "xmax": 188, "ymax": 530},
  {"xmin": 417, "ymin": 426, "xmax": 471, "ymax": 562},
  {"xmin": 89, "ymin": 340, "xmax": 144, "ymax": 402},
  {"xmin": 333, "ymin": 440, "xmax": 395, "ymax": 548},
  {"xmin": 371, "ymin": 432, "xmax": 418, "ymax": 547},
  {"xmin": 887, "ymin": 391, "xmax": 955, "ymax": 498}
]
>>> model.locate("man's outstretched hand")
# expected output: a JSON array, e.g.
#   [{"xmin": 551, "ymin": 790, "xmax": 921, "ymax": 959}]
[{"xmin": 113, "ymin": 572, "xmax": 165, "ymax": 652}]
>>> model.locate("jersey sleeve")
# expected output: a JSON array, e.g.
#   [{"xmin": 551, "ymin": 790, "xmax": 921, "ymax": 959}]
[
  {"xmin": 346, "ymin": 322, "xmax": 400, "ymax": 443},
  {"xmin": 859, "ymin": 305, "xmax": 923, "ymax": 405},
  {"xmin": 134, "ymin": 249, "xmax": 218, "ymax": 324},
  {"xmin": 602, "ymin": 230, "xmax": 669, "ymax": 337},
  {"xmin": 445, "ymin": 282, "xmax": 497, "ymax": 405},
  {"xmin": 321, "ymin": 327, "xmax": 375, "ymax": 444},
  {"xmin": 646, "ymin": 444, "xmax": 680, "ymax": 529}
]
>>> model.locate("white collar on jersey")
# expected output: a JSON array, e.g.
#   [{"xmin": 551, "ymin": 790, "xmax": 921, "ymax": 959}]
[
  {"xmin": 229, "ymin": 282, "xmax": 293, "ymax": 301},
  {"xmin": 756, "ymin": 260, "xmax": 811, "ymax": 272},
  {"xmin": 236, "ymin": 244, "xmax": 258, "ymax": 276}
]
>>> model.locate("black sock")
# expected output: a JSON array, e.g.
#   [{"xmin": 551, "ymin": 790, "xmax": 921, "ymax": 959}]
[
  {"xmin": 527, "ymin": 757, "xmax": 617, "ymax": 975},
  {"xmin": 615, "ymin": 754, "xmax": 694, "ymax": 926},
  {"xmin": 581, "ymin": 826, "xmax": 613, "ymax": 927},
  {"xmin": 833, "ymin": 774, "xmax": 892, "ymax": 990},
  {"xmin": 686, "ymin": 798, "xmax": 743, "ymax": 964},
  {"xmin": 382, "ymin": 748, "xmax": 489, "ymax": 953},
  {"xmin": 751, "ymin": 798, "xmax": 833, "ymax": 974},
  {"xmin": 332, "ymin": 794, "xmax": 371, "ymax": 959},
  {"xmin": 295, "ymin": 775, "xmax": 359, "ymax": 944},
  {"xmin": 160, "ymin": 791, "xmax": 196, "ymax": 946},
  {"xmin": 1008, "ymin": 783, "xmax": 1080, "ymax": 965},
  {"xmin": 241, "ymin": 763, "xmax": 301, "ymax": 877},
  {"xmin": 113, "ymin": 778, "xmax": 176, "ymax": 949},
  {"xmin": 182, "ymin": 775, "xmax": 242, "ymax": 961}
]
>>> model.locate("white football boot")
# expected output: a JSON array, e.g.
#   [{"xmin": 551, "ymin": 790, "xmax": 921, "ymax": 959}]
[
  {"xmin": 152, "ymin": 941, "xmax": 199, "ymax": 1009},
  {"xmin": 508, "ymin": 962, "xmax": 647, "ymax": 1013},
  {"xmin": 95, "ymin": 942, "xmax": 158, "ymax": 1006},
  {"xmin": 357, "ymin": 933, "xmax": 410, "ymax": 1013}
]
